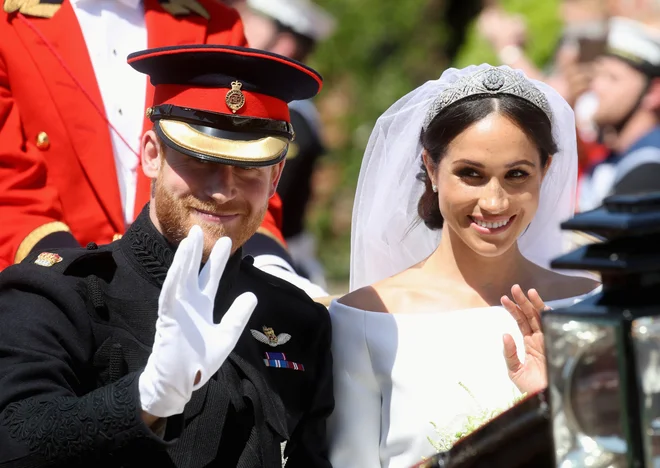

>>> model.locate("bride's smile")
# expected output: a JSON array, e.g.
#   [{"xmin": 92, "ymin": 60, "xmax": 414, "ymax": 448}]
[{"xmin": 469, "ymin": 214, "xmax": 516, "ymax": 234}]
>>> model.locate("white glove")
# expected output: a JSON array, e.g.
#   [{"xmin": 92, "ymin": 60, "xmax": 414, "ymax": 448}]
[{"xmin": 139, "ymin": 225, "xmax": 258, "ymax": 418}]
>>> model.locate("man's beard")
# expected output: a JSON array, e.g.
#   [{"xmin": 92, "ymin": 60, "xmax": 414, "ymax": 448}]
[{"xmin": 153, "ymin": 176, "xmax": 267, "ymax": 260}]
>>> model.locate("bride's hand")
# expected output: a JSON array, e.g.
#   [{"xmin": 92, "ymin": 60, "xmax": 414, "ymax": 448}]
[{"xmin": 501, "ymin": 284, "xmax": 550, "ymax": 395}]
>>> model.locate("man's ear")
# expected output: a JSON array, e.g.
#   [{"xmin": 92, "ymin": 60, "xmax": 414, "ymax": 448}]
[
  {"xmin": 268, "ymin": 160, "xmax": 286, "ymax": 198},
  {"xmin": 142, "ymin": 130, "xmax": 162, "ymax": 179},
  {"xmin": 641, "ymin": 77, "xmax": 660, "ymax": 112}
]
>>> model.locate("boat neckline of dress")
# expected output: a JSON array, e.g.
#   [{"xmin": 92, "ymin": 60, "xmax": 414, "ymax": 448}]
[{"xmin": 328, "ymin": 285, "xmax": 602, "ymax": 317}]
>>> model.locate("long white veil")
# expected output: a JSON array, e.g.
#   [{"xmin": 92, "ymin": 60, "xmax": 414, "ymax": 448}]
[{"xmin": 349, "ymin": 64, "xmax": 579, "ymax": 291}]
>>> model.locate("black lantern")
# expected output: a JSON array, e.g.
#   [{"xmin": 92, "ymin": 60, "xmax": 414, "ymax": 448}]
[
  {"xmin": 543, "ymin": 192, "xmax": 660, "ymax": 468},
  {"xmin": 412, "ymin": 192, "xmax": 660, "ymax": 468}
]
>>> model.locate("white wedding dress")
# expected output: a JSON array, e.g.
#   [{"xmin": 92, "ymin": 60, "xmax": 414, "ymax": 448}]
[{"xmin": 328, "ymin": 290, "xmax": 598, "ymax": 468}]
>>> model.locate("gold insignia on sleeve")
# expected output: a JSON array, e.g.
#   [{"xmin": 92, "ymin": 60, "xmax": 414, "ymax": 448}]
[
  {"xmin": 250, "ymin": 326, "xmax": 292, "ymax": 347},
  {"xmin": 158, "ymin": 0, "xmax": 209, "ymax": 20},
  {"xmin": 3, "ymin": 0, "xmax": 62, "ymax": 18},
  {"xmin": 34, "ymin": 252, "xmax": 63, "ymax": 267}
]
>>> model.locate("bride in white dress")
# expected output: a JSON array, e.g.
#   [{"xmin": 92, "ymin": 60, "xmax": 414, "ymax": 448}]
[{"xmin": 327, "ymin": 65, "xmax": 601, "ymax": 468}]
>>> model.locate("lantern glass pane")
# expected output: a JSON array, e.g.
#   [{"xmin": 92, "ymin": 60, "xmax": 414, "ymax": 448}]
[
  {"xmin": 543, "ymin": 315, "xmax": 627, "ymax": 467},
  {"xmin": 632, "ymin": 316, "xmax": 660, "ymax": 468}
]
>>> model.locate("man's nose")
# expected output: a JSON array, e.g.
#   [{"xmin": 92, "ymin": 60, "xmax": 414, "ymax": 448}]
[{"xmin": 206, "ymin": 164, "xmax": 237, "ymax": 202}]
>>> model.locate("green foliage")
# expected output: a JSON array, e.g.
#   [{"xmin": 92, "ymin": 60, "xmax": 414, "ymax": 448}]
[
  {"xmin": 454, "ymin": 0, "xmax": 563, "ymax": 69},
  {"xmin": 305, "ymin": 0, "xmax": 451, "ymax": 282},
  {"xmin": 305, "ymin": 0, "xmax": 564, "ymax": 284}
]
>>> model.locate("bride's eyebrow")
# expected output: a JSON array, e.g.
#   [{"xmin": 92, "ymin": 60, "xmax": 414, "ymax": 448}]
[
  {"xmin": 505, "ymin": 160, "xmax": 536, "ymax": 168},
  {"xmin": 452, "ymin": 159, "xmax": 485, "ymax": 167},
  {"xmin": 451, "ymin": 159, "xmax": 536, "ymax": 168}
]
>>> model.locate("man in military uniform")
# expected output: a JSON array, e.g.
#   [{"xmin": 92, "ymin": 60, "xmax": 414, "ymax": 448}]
[
  {"xmin": 579, "ymin": 17, "xmax": 660, "ymax": 211},
  {"xmin": 0, "ymin": 44, "xmax": 333, "ymax": 467}
]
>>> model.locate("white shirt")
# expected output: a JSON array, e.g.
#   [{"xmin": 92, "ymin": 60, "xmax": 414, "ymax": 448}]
[
  {"xmin": 251, "ymin": 254, "xmax": 329, "ymax": 299},
  {"xmin": 71, "ymin": 0, "xmax": 147, "ymax": 226}
]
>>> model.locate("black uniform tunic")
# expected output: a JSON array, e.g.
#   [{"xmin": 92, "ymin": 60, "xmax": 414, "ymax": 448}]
[{"xmin": 0, "ymin": 208, "xmax": 333, "ymax": 468}]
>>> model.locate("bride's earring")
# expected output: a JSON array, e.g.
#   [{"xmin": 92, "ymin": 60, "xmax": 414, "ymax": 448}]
[{"xmin": 432, "ymin": 184, "xmax": 438, "ymax": 193}]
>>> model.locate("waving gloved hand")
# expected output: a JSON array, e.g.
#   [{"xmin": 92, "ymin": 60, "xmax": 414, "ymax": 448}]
[{"xmin": 139, "ymin": 225, "xmax": 258, "ymax": 418}]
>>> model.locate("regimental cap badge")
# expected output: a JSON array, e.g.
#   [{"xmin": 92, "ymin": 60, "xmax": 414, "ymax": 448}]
[
  {"xmin": 34, "ymin": 252, "xmax": 63, "ymax": 267},
  {"xmin": 225, "ymin": 81, "xmax": 246, "ymax": 114}
]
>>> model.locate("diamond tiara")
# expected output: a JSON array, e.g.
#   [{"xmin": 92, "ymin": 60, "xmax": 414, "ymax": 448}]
[{"xmin": 422, "ymin": 67, "xmax": 553, "ymax": 130}]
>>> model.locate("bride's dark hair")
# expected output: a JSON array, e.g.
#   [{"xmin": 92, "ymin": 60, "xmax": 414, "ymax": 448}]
[{"xmin": 417, "ymin": 94, "xmax": 558, "ymax": 230}]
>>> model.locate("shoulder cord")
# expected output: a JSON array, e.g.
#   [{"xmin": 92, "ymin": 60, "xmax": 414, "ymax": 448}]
[{"xmin": 18, "ymin": 13, "xmax": 141, "ymax": 159}]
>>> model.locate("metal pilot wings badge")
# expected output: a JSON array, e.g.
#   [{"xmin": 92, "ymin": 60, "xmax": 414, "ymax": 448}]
[{"xmin": 251, "ymin": 326, "xmax": 291, "ymax": 347}]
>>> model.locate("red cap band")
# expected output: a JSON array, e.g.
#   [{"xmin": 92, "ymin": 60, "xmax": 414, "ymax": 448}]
[{"xmin": 154, "ymin": 84, "xmax": 291, "ymax": 122}]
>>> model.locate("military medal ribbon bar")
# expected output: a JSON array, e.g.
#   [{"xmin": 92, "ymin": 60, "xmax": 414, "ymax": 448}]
[{"xmin": 263, "ymin": 352, "xmax": 305, "ymax": 371}]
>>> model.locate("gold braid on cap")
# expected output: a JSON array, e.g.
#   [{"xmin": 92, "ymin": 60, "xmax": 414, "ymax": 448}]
[{"xmin": 422, "ymin": 67, "xmax": 553, "ymax": 131}]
